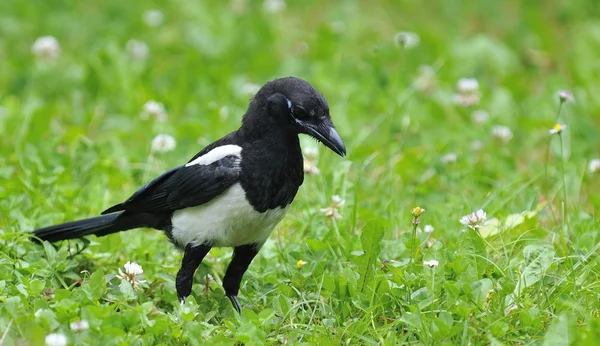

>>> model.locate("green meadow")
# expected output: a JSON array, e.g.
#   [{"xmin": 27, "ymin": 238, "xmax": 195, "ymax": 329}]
[{"xmin": 1, "ymin": 0, "xmax": 600, "ymax": 344}]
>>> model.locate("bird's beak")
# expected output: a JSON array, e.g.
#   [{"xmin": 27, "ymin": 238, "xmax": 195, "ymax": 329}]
[{"xmin": 302, "ymin": 122, "xmax": 347, "ymax": 157}]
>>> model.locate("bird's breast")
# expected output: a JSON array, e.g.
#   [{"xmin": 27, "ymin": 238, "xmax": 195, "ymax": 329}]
[{"xmin": 170, "ymin": 183, "xmax": 288, "ymax": 248}]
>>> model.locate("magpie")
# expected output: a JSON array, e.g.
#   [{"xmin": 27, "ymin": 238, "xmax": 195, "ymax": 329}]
[{"xmin": 32, "ymin": 76, "xmax": 346, "ymax": 312}]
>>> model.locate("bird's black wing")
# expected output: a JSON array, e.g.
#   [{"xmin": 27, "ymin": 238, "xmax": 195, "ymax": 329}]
[{"xmin": 101, "ymin": 156, "xmax": 241, "ymax": 214}]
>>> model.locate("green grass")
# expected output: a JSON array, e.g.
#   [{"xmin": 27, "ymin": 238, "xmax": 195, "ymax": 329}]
[{"xmin": 2, "ymin": 0, "xmax": 600, "ymax": 344}]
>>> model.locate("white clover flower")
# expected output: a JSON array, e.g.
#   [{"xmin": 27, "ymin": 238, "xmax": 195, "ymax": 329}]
[
  {"xmin": 303, "ymin": 147, "xmax": 320, "ymax": 175},
  {"xmin": 557, "ymin": 90, "xmax": 574, "ymax": 103},
  {"xmin": 240, "ymin": 82, "xmax": 261, "ymax": 97},
  {"xmin": 588, "ymin": 159, "xmax": 600, "ymax": 174},
  {"xmin": 460, "ymin": 209, "xmax": 487, "ymax": 229},
  {"xmin": 491, "ymin": 125, "xmax": 513, "ymax": 143},
  {"xmin": 457, "ymin": 78, "xmax": 479, "ymax": 93},
  {"xmin": 441, "ymin": 153, "xmax": 457, "ymax": 164},
  {"xmin": 455, "ymin": 94, "xmax": 480, "ymax": 107},
  {"xmin": 471, "ymin": 110, "xmax": 489, "ymax": 125},
  {"xmin": 394, "ymin": 31, "xmax": 420, "ymax": 49},
  {"xmin": 263, "ymin": 0, "xmax": 285, "ymax": 13},
  {"xmin": 423, "ymin": 259, "xmax": 439, "ymax": 267},
  {"xmin": 413, "ymin": 65, "xmax": 437, "ymax": 93},
  {"xmin": 455, "ymin": 78, "xmax": 480, "ymax": 107},
  {"xmin": 549, "ymin": 123, "xmax": 567, "ymax": 135},
  {"xmin": 32, "ymin": 36, "xmax": 61, "ymax": 60},
  {"xmin": 45, "ymin": 333, "xmax": 68, "ymax": 346},
  {"xmin": 320, "ymin": 195, "xmax": 345, "ymax": 220},
  {"xmin": 423, "ymin": 224, "xmax": 434, "ymax": 234},
  {"xmin": 70, "ymin": 320, "xmax": 90, "ymax": 332},
  {"xmin": 143, "ymin": 9, "xmax": 164, "ymax": 27},
  {"xmin": 141, "ymin": 100, "xmax": 167, "ymax": 122},
  {"xmin": 471, "ymin": 140, "xmax": 484, "ymax": 151},
  {"xmin": 116, "ymin": 261, "xmax": 147, "ymax": 290},
  {"xmin": 126, "ymin": 39, "xmax": 149, "ymax": 60}
]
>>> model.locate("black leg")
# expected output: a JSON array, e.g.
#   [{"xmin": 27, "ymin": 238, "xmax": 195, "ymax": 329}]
[
  {"xmin": 223, "ymin": 244, "xmax": 260, "ymax": 313},
  {"xmin": 176, "ymin": 243, "xmax": 211, "ymax": 304}
]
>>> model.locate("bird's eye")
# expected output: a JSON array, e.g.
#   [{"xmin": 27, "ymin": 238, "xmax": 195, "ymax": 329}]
[{"xmin": 293, "ymin": 107, "xmax": 310, "ymax": 121}]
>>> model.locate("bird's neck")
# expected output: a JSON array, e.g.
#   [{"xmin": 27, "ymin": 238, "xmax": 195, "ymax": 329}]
[{"xmin": 237, "ymin": 128, "xmax": 304, "ymax": 212}]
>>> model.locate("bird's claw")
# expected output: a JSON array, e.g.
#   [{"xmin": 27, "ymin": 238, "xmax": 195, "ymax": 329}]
[{"xmin": 227, "ymin": 295, "xmax": 242, "ymax": 313}]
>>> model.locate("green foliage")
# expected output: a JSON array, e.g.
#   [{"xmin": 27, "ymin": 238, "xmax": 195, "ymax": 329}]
[{"xmin": 1, "ymin": 0, "xmax": 600, "ymax": 344}]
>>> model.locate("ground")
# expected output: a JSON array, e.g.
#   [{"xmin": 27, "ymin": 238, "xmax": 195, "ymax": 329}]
[{"xmin": 1, "ymin": 0, "xmax": 600, "ymax": 345}]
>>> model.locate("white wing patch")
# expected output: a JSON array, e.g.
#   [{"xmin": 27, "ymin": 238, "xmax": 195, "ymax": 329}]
[{"xmin": 186, "ymin": 145, "xmax": 242, "ymax": 167}]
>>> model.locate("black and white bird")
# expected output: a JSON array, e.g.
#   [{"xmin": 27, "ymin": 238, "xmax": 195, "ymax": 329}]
[{"xmin": 32, "ymin": 76, "xmax": 346, "ymax": 312}]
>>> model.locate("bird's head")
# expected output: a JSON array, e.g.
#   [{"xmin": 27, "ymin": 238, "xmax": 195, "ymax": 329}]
[{"xmin": 243, "ymin": 77, "xmax": 346, "ymax": 157}]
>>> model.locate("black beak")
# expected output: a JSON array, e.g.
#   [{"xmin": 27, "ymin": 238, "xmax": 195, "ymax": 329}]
[{"xmin": 302, "ymin": 122, "xmax": 346, "ymax": 157}]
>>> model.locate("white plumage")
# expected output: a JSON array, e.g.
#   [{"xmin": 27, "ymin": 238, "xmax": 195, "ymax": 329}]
[
  {"xmin": 171, "ymin": 183, "xmax": 287, "ymax": 247},
  {"xmin": 185, "ymin": 145, "xmax": 242, "ymax": 167},
  {"xmin": 171, "ymin": 144, "xmax": 287, "ymax": 248}
]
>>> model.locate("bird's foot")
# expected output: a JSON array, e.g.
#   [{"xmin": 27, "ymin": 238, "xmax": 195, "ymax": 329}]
[{"xmin": 227, "ymin": 295, "xmax": 242, "ymax": 313}]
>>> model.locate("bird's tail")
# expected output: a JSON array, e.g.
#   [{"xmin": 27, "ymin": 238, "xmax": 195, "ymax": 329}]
[{"xmin": 32, "ymin": 212, "xmax": 143, "ymax": 243}]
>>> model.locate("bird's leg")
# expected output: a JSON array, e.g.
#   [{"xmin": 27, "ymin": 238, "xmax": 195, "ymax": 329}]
[
  {"xmin": 176, "ymin": 243, "xmax": 211, "ymax": 304},
  {"xmin": 223, "ymin": 244, "xmax": 260, "ymax": 313}
]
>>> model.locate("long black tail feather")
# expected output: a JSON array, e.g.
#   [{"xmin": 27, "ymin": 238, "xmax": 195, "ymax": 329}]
[{"xmin": 32, "ymin": 212, "xmax": 144, "ymax": 243}]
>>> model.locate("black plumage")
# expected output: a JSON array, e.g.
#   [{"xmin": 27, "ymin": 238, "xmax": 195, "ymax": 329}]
[{"xmin": 32, "ymin": 76, "xmax": 346, "ymax": 312}]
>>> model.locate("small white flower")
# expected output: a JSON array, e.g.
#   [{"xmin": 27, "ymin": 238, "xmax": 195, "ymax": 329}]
[
  {"xmin": 45, "ymin": 333, "xmax": 68, "ymax": 346},
  {"xmin": 491, "ymin": 125, "xmax": 513, "ymax": 143},
  {"xmin": 141, "ymin": 100, "xmax": 167, "ymax": 122},
  {"xmin": 423, "ymin": 259, "xmax": 439, "ymax": 267},
  {"xmin": 116, "ymin": 261, "xmax": 147, "ymax": 290},
  {"xmin": 126, "ymin": 39, "xmax": 149, "ymax": 60},
  {"xmin": 423, "ymin": 224, "xmax": 434, "ymax": 234},
  {"xmin": 151, "ymin": 134, "xmax": 176, "ymax": 153},
  {"xmin": 240, "ymin": 82, "xmax": 261, "ymax": 97},
  {"xmin": 471, "ymin": 110, "xmax": 489, "ymax": 125},
  {"xmin": 394, "ymin": 31, "xmax": 420, "ymax": 49},
  {"xmin": 124, "ymin": 261, "xmax": 143, "ymax": 276},
  {"xmin": 331, "ymin": 195, "xmax": 345, "ymax": 206},
  {"xmin": 141, "ymin": 100, "xmax": 167, "ymax": 121},
  {"xmin": 549, "ymin": 123, "xmax": 567, "ymax": 135},
  {"xmin": 588, "ymin": 159, "xmax": 600, "ymax": 174},
  {"xmin": 441, "ymin": 153, "xmax": 457, "ymax": 164},
  {"xmin": 320, "ymin": 195, "xmax": 345, "ymax": 220},
  {"xmin": 455, "ymin": 94, "xmax": 480, "ymax": 107},
  {"xmin": 457, "ymin": 78, "xmax": 479, "ymax": 93},
  {"xmin": 460, "ymin": 209, "xmax": 487, "ymax": 229},
  {"xmin": 303, "ymin": 147, "xmax": 318, "ymax": 160},
  {"xmin": 557, "ymin": 90, "xmax": 574, "ymax": 103},
  {"xmin": 303, "ymin": 147, "xmax": 320, "ymax": 175},
  {"xmin": 455, "ymin": 78, "xmax": 480, "ymax": 107},
  {"xmin": 471, "ymin": 140, "xmax": 484, "ymax": 151},
  {"xmin": 70, "ymin": 320, "xmax": 90, "ymax": 332},
  {"xmin": 412, "ymin": 65, "xmax": 437, "ymax": 93},
  {"xmin": 263, "ymin": 0, "xmax": 285, "ymax": 13},
  {"xmin": 32, "ymin": 36, "xmax": 61, "ymax": 60},
  {"xmin": 143, "ymin": 9, "xmax": 164, "ymax": 27}
]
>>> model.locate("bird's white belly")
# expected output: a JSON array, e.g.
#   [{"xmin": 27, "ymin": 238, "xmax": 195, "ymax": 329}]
[{"xmin": 171, "ymin": 183, "xmax": 288, "ymax": 248}]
